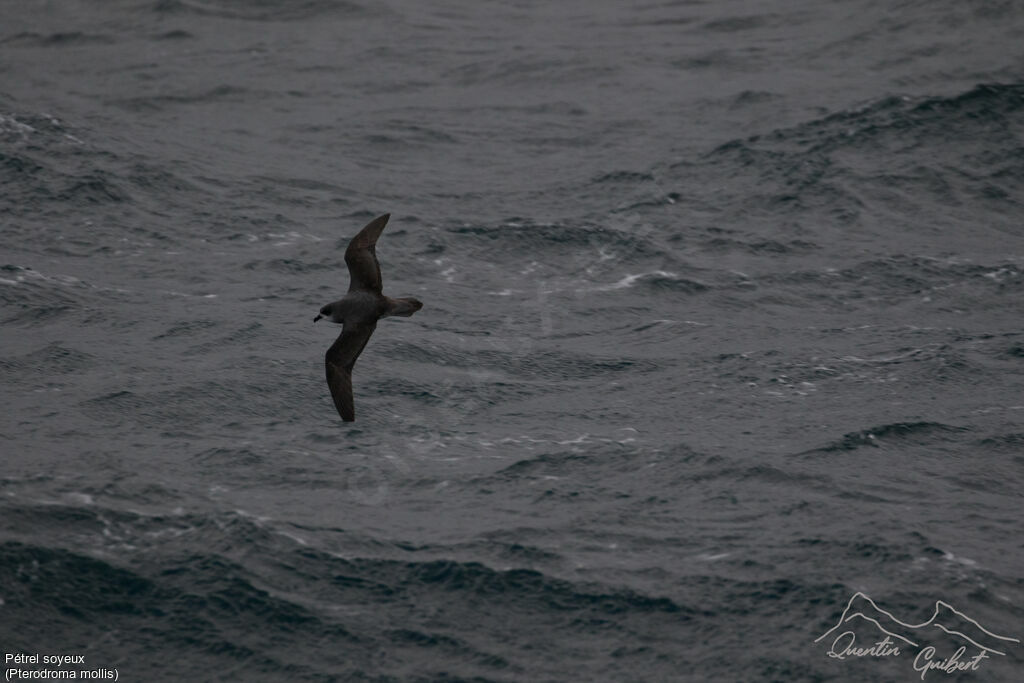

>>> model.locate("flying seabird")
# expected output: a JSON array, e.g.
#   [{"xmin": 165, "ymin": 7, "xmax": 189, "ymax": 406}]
[{"xmin": 314, "ymin": 213, "xmax": 423, "ymax": 421}]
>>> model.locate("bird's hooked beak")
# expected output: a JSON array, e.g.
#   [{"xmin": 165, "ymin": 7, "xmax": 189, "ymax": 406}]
[{"xmin": 313, "ymin": 314, "xmax": 323, "ymax": 323}]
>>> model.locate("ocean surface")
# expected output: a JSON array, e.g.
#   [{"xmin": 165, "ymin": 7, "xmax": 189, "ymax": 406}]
[{"xmin": 2, "ymin": 1, "xmax": 1023, "ymax": 681}]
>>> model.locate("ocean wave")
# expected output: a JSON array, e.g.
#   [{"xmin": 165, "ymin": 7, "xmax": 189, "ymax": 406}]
[
  {"xmin": 451, "ymin": 219, "xmax": 664, "ymax": 258},
  {"xmin": 718, "ymin": 256, "xmax": 1022, "ymax": 309},
  {"xmin": 669, "ymin": 83, "xmax": 1024, "ymax": 229},
  {"xmin": 806, "ymin": 421, "xmax": 970, "ymax": 454},
  {"xmin": 1, "ymin": 32, "xmax": 115, "ymax": 47},
  {"xmin": 0, "ymin": 342, "xmax": 97, "ymax": 382},
  {"xmin": 976, "ymin": 432, "xmax": 1024, "ymax": 454},
  {"xmin": 108, "ymin": 85, "xmax": 253, "ymax": 112},
  {"xmin": 150, "ymin": 0, "xmax": 371, "ymax": 22},
  {"xmin": 0, "ymin": 266, "xmax": 92, "ymax": 325},
  {"xmin": 729, "ymin": 83, "xmax": 1024, "ymax": 159}
]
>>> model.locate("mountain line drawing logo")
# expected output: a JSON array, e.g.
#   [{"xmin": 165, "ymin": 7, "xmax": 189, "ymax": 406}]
[{"xmin": 814, "ymin": 592, "xmax": 1020, "ymax": 679}]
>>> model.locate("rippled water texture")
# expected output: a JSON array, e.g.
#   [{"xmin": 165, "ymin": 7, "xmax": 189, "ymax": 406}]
[{"xmin": 2, "ymin": 1, "xmax": 1023, "ymax": 681}]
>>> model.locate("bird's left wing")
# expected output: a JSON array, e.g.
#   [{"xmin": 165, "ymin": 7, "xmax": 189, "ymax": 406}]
[{"xmin": 325, "ymin": 322, "xmax": 377, "ymax": 421}]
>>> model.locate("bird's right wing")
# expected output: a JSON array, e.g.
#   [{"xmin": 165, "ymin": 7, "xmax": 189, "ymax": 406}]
[
  {"xmin": 344, "ymin": 213, "xmax": 389, "ymax": 293},
  {"xmin": 325, "ymin": 322, "xmax": 377, "ymax": 421}
]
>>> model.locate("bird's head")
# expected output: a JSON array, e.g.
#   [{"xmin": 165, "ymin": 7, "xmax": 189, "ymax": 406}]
[{"xmin": 314, "ymin": 304, "xmax": 331, "ymax": 323}]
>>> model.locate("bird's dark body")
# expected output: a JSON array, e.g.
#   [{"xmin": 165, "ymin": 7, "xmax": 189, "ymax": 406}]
[
  {"xmin": 322, "ymin": 290, "xmax": 387, "ymax": 325},
  {"xmin": 314, "ymin": 214, "xmax": 423, "ymax": 421}
]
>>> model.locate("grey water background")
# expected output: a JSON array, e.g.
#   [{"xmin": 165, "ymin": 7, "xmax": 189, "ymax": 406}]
[{"xmin": 2, "ymin": 0, "xmax": 1023, "ymax": 680}]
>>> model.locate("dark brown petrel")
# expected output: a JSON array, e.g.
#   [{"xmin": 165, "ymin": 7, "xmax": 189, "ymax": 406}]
[{"xmin": 314, "ymin": 213, "xmax": 423, "ymax": 421}]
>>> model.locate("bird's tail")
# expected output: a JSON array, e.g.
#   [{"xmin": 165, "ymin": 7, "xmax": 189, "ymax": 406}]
[{"xmin": 384, "ymin": 296, "xmax": 423, "ymax": 317}]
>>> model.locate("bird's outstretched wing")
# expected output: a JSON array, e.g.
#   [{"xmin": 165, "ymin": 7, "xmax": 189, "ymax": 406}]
[
  {"xmin": 325, "ymin": 322, "xmax": 377, "ymax": 421},
  {"xmin": 345, "ymin": 213, "xmax": 390, "ymax": 293}
]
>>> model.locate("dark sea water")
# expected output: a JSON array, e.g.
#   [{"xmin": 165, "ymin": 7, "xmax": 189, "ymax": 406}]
[{"xmin": 2, "ymin": 1, "xmax": 1024, "ymax": 681}]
